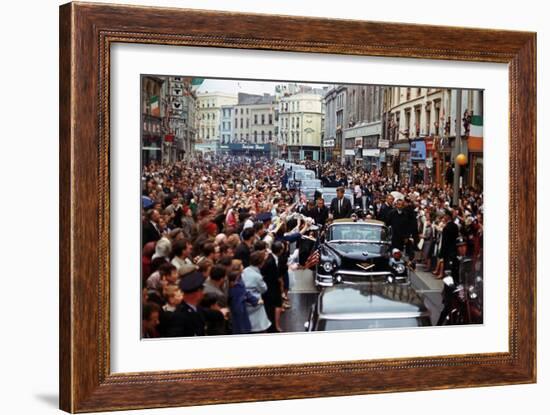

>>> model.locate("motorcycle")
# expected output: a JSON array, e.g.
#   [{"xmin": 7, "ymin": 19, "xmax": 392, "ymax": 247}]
[{"xmin": 438, "ymin": 265, "xmax": 483, "ymax": 325}]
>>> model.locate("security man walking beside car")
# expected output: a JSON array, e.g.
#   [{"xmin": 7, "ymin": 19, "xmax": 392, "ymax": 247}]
[
  {"xmin": 330, "ymin": 187, "xmax": 352, "ymax": 220},
  {"xmin": 385, "ymin": 198, "xmax": 413, "ymax": 251}
]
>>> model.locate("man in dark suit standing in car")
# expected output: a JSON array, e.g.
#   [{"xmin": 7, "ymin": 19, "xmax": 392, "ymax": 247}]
[
  {"xmin": 330, "ymin": 187, "xmax": 352, "ymax": 220},
  {"xmin": 311, "ymin": 197, "xmax": 329, "ymax": 227}
]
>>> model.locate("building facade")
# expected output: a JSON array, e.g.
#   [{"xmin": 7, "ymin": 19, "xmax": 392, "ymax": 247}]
[
  {"xmin": 165, "ymin": 76, "xmax": 197, "ymax": 162},
  {"xmin": 196, "ymin": 92, "xmax": 238, "ymax": 152},
  {"xmin": 383, "ymin": 86, "xmax": 483, "ymax": 189},
  {"xmin": 342, "ymin": 85, "xmax": 383, "ymax": 168},
  {"xmin": 220, "ymin": 105, "xmax": 233, "ymax": 145},
  {"xmin": 279, "ymin": 92, "xmax": 324, "ymax": 161},
  {"xmin": 141, "ymin": 75, "xmax": 166, "ymax": 165},
  {"xmin": 323, "ymin": 85, "xmax": 347, "ymax": 163},
  {"xmin": 227, "ymin": 93, "xmax": 276, "ymax": 156}
]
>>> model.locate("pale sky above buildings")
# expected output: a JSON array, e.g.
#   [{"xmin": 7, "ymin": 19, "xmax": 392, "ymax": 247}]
[{"xmin": 196, "ymin": 78, "xmax": 329, "ymax": 96}]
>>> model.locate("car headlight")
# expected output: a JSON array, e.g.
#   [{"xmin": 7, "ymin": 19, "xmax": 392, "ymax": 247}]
[
  {"xmin": 393, "ymin": 263, "xmax": 406, "ymax": 274},
  {"xmin": 322, "ymin": 262, "xmax": 334, "ymax": 273}
]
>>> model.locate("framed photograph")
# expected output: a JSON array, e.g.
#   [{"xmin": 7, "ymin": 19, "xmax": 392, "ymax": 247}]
[{"xmin": 59, "ymin": 2, "xmax": 536, "ymax": 413}]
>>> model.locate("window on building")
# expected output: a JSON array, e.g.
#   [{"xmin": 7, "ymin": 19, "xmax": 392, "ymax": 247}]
[
  {"xmin": 246, "ymin": 108, "xmax": 249, "ymax": 114},
  {"xmin": 406, "ymin": 88, "xmax": 411, "ymax": 101},
  {"xmin": 296, "ymin": 117, "xmax": 299, "ymax": 128},
  {"xmin": 246, "ymin": 133, "xmax": 249, "ymax": 141},
  {"xmin": 261, "ymin": 131, "xmax": 265, "ymax": 142},
  {"xmin": 240, "ymin": 108, "xmax": 243, "ymax": 115},
  {"xmin": 254, "ymin": 131, "xmax": 257, "ymax": 142},
  {"xmin": 415, "ymin": 108, "xmax": 421, "ymax": 136},
  {"xmin": 240, "ymin": 133, "xmax": 243, "ymax": 141},
  {"xmin": 235, "ymin": 117, "xmax": 238, "ymax": 127},
  {"xmin": 426, "ymin": 107, "xmax": 431, "ymax": 135},
  {"xmin": 254, "ymin": 114, "xmax": 258, "ymax": 124},
  {"xmin": 268, "ymin": 131, "xmax": 272, "ymax": 141},
  {"xmin": 296, "ymin": 131, "xmax": 300, "ymax": 143},
  {"xmin": 269, "ymin": 114, "xmax": 273, "ymax": 124},
  {"xmin": 240, "ymin": 118, "xmax": 243, "ymax": 128}
]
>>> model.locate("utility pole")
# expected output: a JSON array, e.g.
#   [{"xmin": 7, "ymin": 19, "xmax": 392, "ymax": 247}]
[{"xmin": 452, "ymin": 89, "xmax": 462, "ymax": 206}]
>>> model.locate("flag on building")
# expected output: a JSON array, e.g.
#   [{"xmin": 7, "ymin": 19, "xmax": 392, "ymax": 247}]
[
  {"xmin": 150, "ymin": 95, "xmax": 160, "ymax": 117},
  {"xmin": 468, "ymin": 114, "xmax": 483, "ymax": 152},
  {"xmin": 470, "ymin": 115, "xmax": 483, "ymax": 139}
]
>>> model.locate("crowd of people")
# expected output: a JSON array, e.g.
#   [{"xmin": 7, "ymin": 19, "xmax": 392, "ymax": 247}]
[{"xmin": 141, "ymin": 155, "xmax": 483, "ymax": 338}]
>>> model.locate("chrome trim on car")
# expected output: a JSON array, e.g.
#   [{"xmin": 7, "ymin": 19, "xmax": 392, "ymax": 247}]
[
  {"xmin": 335, "ymin": 270, "xmax": 393, "ymax": 277},
  {"xmin": 318, "ymin": 311, "xmax": 430, "ymax": 320}
]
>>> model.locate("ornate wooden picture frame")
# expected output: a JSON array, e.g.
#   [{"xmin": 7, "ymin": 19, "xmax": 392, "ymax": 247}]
[{"xmin": 59, "ymin": 2, "xmax": 536, "ymax": 412}]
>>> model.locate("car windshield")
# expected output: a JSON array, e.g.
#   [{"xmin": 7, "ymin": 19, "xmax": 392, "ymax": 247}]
[
  {"xmin": 294, "ymin": 170, "xmax": 315, "ymax": 180},
  {"xmin": 328, "ymin": 224, "xmax": 387, "ymax": 241},
  {"xmin": 301, "ymin": 179, "xmax": 321, "ymax": 188},
  {"xmin": 317, "ymin": 317, "xmax": 429, "ymax": 331}
]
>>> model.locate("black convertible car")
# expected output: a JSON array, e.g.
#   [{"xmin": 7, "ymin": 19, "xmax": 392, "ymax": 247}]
[{"xmin": 315, "ymin": 219, "xmax": 409, "ymax": 287}]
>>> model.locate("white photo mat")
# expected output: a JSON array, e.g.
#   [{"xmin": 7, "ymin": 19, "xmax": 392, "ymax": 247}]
[{"xmin": 110, "ymin": 43, "xmax": 508, "ymax": 373}]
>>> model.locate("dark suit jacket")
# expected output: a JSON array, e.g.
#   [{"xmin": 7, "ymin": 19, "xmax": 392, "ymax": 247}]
[
  {"xmin": 330, "ymin": 196, "xmax": 352, "ymax": 219},
  {"xmin": 440, "ymin": 221, "xmax": 459, "ymax": 259},
  {"xmin": 260, "ymin": 254, "xmax": 283, "ymax": 308},
  {"xmin": 234, "ymin": 242, "xmax": 251, "ymax": 268},
  {"xmin": 142, "ymin": 221, "xmax": 161, "ymax": 247},
  {"xmin": 162, "ymin": 302, "xmax": 224, "ymax": 337},
  {"xmin": 310, "ymin": 205, "xmax": 329, "ymax": 226}
]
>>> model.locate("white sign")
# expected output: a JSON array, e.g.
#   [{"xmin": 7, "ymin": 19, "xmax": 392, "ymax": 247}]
[
  {"xmin": 387, "ymin": 148, "xmax": 400, "ymax": 156},
  {"xmin": 426, "ymin": 157, "xmax": 433, "ymax": 168},
  {"xmin": 378, "ymin": 139, "xmax": 390, "ymax": 148},
  {"xmin": 323, "ymin": 139, "xmax": 335, "ymax": 148},
  {"xmin": 344, "ymin": 149, "xmax": 355, "ymax": 156},
  {"xmin": 363, "ymin": 149, "xmax": 380, "ymax": 157}
]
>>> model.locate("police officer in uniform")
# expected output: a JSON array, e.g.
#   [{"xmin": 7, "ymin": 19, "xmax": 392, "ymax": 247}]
[
  {"xmin": 163, "ymin": 272, "xmax": 225, "ymax": 337},
  {"xmin": 437, "ymin": 237, "xmax": 470, "ymax": 326}
]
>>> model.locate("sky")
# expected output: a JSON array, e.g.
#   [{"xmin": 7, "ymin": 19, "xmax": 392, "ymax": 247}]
[{"xmin": 196, "ymin": 78, "xmax": 329, "ymax": 95}]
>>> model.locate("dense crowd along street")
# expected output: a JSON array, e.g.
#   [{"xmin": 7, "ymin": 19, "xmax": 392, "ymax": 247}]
[{"xmin": 141, "ymin": 155, "xmax": 483, "ymax": 337}]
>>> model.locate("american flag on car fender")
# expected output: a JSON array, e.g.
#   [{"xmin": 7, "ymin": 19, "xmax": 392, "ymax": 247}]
[{"xmin": 304, "ymin": 249, "xmax": 320, "ymax": 269}]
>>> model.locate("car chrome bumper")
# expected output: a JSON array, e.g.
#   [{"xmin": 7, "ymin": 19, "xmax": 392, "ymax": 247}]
[{"xmin": 315, "ymin": 274, "xmax": 334, "ymax": 287}]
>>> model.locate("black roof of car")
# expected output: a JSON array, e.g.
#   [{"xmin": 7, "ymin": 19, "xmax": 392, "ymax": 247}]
[{"xmin": 318, "ymin": 283, "xmax": 427, "ymax": 318}]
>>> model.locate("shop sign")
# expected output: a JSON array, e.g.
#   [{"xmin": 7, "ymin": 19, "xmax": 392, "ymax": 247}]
[
  {"xmin": 378, "ymin": 139, "xmax": 390, "ymax": 148},
  {"xmin": 363, "ymin": 149, "xmax": 380, "ymax": 157},
  {"xmin": 355, "ymin": 137, "xmax": 363, "ymax": 148},
  {"xmin": 386, "ymin": 148, "xmax": 400, "ymax": 157},
  {"xmin": 425, "ymin": 137, "xmax": 435, "ymax": 151},
  {"xmin": 410, "ymin": 140, "xmax": 427, "ymax": 161},
  {"xmin": 344, "ymin": 149, "xmax": 355, "ymax": 156},
  {"xmin": 323, "ymin": 139, "xmax": 335, "ymax": 148},
  {"xmin": 229, "ymin": 143, "xmax": 268, "ymax": 151}
]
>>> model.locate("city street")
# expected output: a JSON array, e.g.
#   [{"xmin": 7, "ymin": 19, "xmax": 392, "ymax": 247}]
[{"xmin": 141, "ymin": 77, "xmax": 484, "ymax": 338}]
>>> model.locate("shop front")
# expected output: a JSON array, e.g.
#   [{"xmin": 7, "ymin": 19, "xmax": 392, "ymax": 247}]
[
  {"xmin": 322, "ymin": 138, "xmax": 335, "ymax": 162},
  {"xmin": 391, "ymin": 140, "xmax": 410, "ymax": 182},
  {"xmin": 228, "ymin": 143, "xmax": 271, "ymax": 157},
  {"xmin": 467, "ymin": 135, "xmax": 483, "ymax": 190},
  {"xmin": 410, "ymin": 140, "xmax": 427, "ymax": 185}
]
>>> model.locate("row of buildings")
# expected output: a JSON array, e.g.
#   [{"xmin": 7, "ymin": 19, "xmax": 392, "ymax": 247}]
[
  {"xmin": 141, "ymin": 77, "xmax": 483, "ymax": 189},
  {"xmin": 323, "ymin": 85, "xmax": 483, "ymax": 189}
]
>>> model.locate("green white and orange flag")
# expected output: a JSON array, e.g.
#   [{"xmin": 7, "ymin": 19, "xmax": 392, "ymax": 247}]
[
  {"xmin": 150, "ymin": 95, "xmax": 160, "ymax": 117},
  {"xmin": 470, "ymin": 114, "xmax": 483, "ymax": 139}
]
